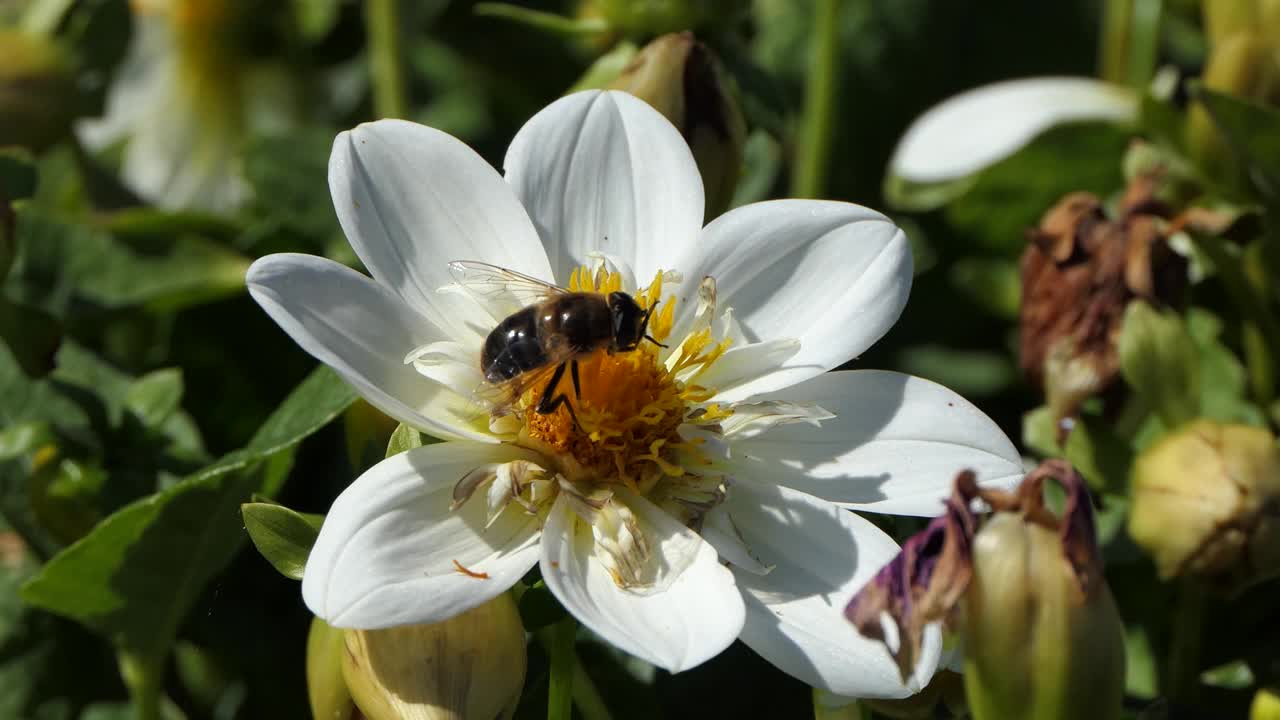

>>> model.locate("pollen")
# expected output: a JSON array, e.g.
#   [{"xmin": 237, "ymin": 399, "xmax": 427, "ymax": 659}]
[{"xmin": 518, "ymin": 267, "xmax": 714, "ymax": 493}]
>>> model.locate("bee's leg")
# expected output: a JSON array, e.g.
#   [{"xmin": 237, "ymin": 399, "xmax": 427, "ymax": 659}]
[
  {"xmin": 536, "ymin": 362, "xmax": 582, "ymax": 429},
  {"xmin": 570, "ymin": 359, "xmax": 582, "ymax": 401}
]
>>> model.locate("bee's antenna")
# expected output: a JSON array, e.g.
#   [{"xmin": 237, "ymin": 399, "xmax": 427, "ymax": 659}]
[{"xmin": 641, "ymin": 301, "xmax": 668, "ymax": 348}]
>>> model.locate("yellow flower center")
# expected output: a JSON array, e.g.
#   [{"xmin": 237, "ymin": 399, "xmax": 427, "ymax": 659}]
[{"xmin": 514, "ymin": 266, "xmax": 730, "ymax": 500}]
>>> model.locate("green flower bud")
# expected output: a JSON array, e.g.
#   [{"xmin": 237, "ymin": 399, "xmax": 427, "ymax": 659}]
[
  {"xmin": 1187, "ymin": 31, "xmax": 1280, "ymax": 176},
  {"xmin": 962, "ymin": 462, "xmax": 1126, "ymax": 720},
  {"xmin": 1253, "ymin": 687, "xmax": 1280, "ymax": 720},
  {"xmin": 1129, "ymin": 420, "xmax": 1280, "ymax": 591},
  {"xmin": 0, "ymin": 31, "xmax": 77, "ymax": 152},
  {"xmin": 341, "ymin": 594, "xmax": 527, "ymax": 720},
  {"xmin": 590, "ymin": 0, "xmax": 748, "ymax": 36},
  {"xmin": 606, "ymin": 32, "xmax": 747, "ymax": 219},
  {"xmin": 1202, "ymin": 0, "xmax": 1260, "ymax": 49},
  {"xmin": 307, "ymin": 617, "xmax": 356, "ymax": 720}
]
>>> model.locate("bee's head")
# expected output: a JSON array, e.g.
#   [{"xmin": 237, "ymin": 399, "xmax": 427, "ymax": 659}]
[{"xmin": 607, "ymin": 292, "xmax": 649, "ymax": 351}]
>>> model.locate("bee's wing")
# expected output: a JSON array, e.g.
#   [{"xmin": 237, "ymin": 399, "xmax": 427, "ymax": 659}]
[
  {"xmin": 480, "ymin": 344, "xmax": 579, "ymax": 418},
  {"xmin": 448, "ymin": 261, "xmax": 567, "ymax": 312}
]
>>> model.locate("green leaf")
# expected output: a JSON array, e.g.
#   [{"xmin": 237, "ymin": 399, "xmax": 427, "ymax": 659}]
[
  {"xmin": 11, "ymin": 210, "xmax": 251, "ymax": 315},
  {"xmin": 242, "ymin": 129, "xmax": 341, "ymax": 249},
  {"xmin": 124, "ymin": 369, "xmax": 184, "ymax": 430},
  {"xmin": 385, "ymin": 422, "xmax": 423, "ymax": 458},
  {"xmin": 241, "ymin": 503, "xmax": 323, "ymax": 581},
  {"xmin": 1022, "ymin": 405, "xmax": 1064, "ymax": 458},
  {"xmin": 19, "ymin": 366, "xmax": 355, "ymax": 664},
  {"xmin": 1117, "ymin": 301, "xmax": 1200, "ymax": 428},
  {"xmin": 0, "ymin": 298, "xmax": 61, "ymax": 378},
  {"xmin": 1186, "ymin": 307, "xmax": 1267, "ymax": 426},
  {"xmin": 895, "ymin": 345, "xmax": 1017, "ymax": 397},
  {"xmin": 473, "ymin": 3, "xmax": 608, "ymax": 36},
  {"xmin": 0, "ymin": 150, "xmax": 35, "ymax": 280},
  {"xmin": 945, "ymin": 123, "xmax": 1131, "ymax": 253},
  {"xmin": 1193, "ymin": 85, "xmax": 1280, "ymax": 203},
  {"xmin": 518, "ymin": 581, "xmax": 568, "ymax": 631},
  {"xmin": 289, "ymin": 0, "xmax": 340, "ymax": 42},
  {"xmin": 948, "ymin": 258, "xmax": 1021, "ymax": 320},
  {"xmin": 1062, "ymin": 414, "xmax": 1133, "ymax": 495},
  {"xmin": 98, "ymin": 208, "xmax": 239, "ymax": 244},
  {"xmin": 0, "ymin": 150, "xmax": 36, "ymax": 202}
]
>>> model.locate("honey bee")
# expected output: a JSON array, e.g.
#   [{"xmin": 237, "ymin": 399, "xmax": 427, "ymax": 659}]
[{"xmin": 449, "ymin": 261, "xmax": 666, "ymax": 424}]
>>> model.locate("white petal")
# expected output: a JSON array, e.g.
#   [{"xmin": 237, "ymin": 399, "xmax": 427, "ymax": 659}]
[
  {"xmin": 731, "ymin": 370, "xmax": 1023, "ymax": 516},
  {"xmin": 329, "ymin": 119, "xmax": 552, "ymax": 343},
  {"xmin": 302, "ymin": 442, "xmax": 543, "ymax": 628},
  {"xmin": 675, "ymin": 200, "xmax": 912, "ymax": 400},
  {"xmin": 246, "ymin": 253, "xmax": 494, "ymax": 443},
  {"xmin": 890, "ymin": 77, "xmax": 1137, "ymax": 184},
  {"xmin": 504, "ymin": 90, "xmax": 705, "ymax": 284},
  {"xmin": 539, "ymin": 492, "xmax": 744, "ymax": 672},
  {"xmin": 722, "ymin": 479, "xmax": 941, "ymax": 698}
]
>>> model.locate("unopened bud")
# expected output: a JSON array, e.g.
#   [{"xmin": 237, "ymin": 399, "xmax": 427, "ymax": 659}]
[
  {"xmin": 341, "ymin": 594, "xmax": 527, "ymax": 720},
  {"xmin": 307, "ymin": 617, "xmax": 356, "ymax": 720},
  {"xmin": 590, "ymin": 0, "xmax": 748, "ymax": 36},
  {"xmin": 1254, "ymin": 687, "xmax": 1280, "ymax": 720},
  {"xmin": 1129, "ymin": 420, "xmax": 1280, "ymax": 591},
  {"xmin": 1188, "ymin": 31, "xmax": 1280, "ymax": 176},
  {"xmin": 848, "ymin": 462, "xmax": 1126, "ymax": 720},
  {"xmin": 962, "ymin": 462, "xmax": 1125, "ymax": 720},
  {"xmin": 0, "ymin": 31, "xmax": 77, "ymax": 152},
  {"xmin": 607, "ymin": 32, "xmax": 747, "ymax": 219}
]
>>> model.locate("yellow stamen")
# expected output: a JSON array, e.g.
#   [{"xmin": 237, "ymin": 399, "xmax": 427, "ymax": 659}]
[{"xmin": 517, "ymin": 266, "xmax": 727, "ymax": 495}]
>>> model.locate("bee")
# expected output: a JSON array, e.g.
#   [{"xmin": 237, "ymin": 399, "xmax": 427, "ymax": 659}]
[{"xmin": 449, "ymin": 261, "xmax": 666, "ymax": 425}]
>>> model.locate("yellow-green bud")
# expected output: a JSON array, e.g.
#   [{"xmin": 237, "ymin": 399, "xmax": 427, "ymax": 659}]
[
  {"xmin": 341, "ymin": 594, "xmax": 527, "ymax": 720},
  {"xmin": 1202, "ymin": 0, "xmax": 1260, "ymax": 49},
  {"xmin": 962, "ymin": 463, "xmax": 1125, "ymax": 720},
  {"xmin": 1187, "ymin": 31, "xmax": 1280, "ymax": 176},
  {"xmin": 607, "ymin": 32, "xmax": 747, "ymax": 220},
  {"xmin": 0, "ymin": 31, "xmax": 77, "ymax": 152},
  {"xmin": 307, "ymin": 617, "xmax": 356, "ymax": 720},
  {"xmin": 1253, "ymin": 687, "xmax": 1280, "ymax": 720},
  {"xmin": 1129, "ymin": 420, "xmax": 1280, "ymax": 590},
  {"xmin": 590, "ymin": 0, "xmax": 748, "ymax": 36}
]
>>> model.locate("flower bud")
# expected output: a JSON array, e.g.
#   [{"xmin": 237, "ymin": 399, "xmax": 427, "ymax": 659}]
[
  {"xmin": 307, "ymin": 617, "xmax": 356, "ymax": 720},
  {"xmin": 1254, "ymin": 687, "xmax": 1280, "ymax": 720},
  {"xmin": 962, "ymin": 463, "xmax": 1125, "ymax": 720},
  {"xmin": 341, "ymin": 594, "xmax": 527, "ymax": 720},
  {"xmin": 590, "ymin": 0, "xmax": 748, "ymax": 36},
  {"xmin": 847, "ymin": 462, "xmax": 1126, "ymax": 720},
  {"xmin": 1129, "ymin": 420, "xmax": 1280, "ymax": 591},
  {"xmin": 607, "ymin": 32, "xmax": 747, "ymax": 219},
  {"xmin": 0, "ymin": 31, "xmax": 77, "ymax": 152},
  {"xmin": 1187, "ymin": 30, "xmax": 1280, "ymax": 176}
]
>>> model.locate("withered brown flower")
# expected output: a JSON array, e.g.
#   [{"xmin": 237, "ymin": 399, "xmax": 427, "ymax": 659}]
[{"xmin": 1019, "ymin": 175, "xmax": 1187, "ymax": 427}]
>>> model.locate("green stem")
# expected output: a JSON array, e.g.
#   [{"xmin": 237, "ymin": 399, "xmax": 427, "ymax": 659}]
[
  {"xmin": 792, "ymin": 0, "xmax": 841, "ymax": 199},
  {"xmin": 1099, "ymin": 0, "xmax": 1163, "ymax": 87},
  {"xmin": 1243, "ymin": 243, "xmax": 1276, "ymax": 405},
  {"xmin": 1099, "ymin": 0, "xmax": 1133, "ymax": 85},
  {"xmin": 547, "ymin": 617, "xmax": 576, "ymax": 720},
  {"xmin": 1167, "ymin": 581, "xmax": 1206, "ymax": 708},
  {"xmin": 571, "ymin": 658, "xmax": 614, "ymax": 720},
  {"xmin": 364, "ymin": 0, "xmax": 407, "ymax": 119},
  {"xmin": 118, "ymin": 650, "xmax": 162, "ymax": 720}
]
